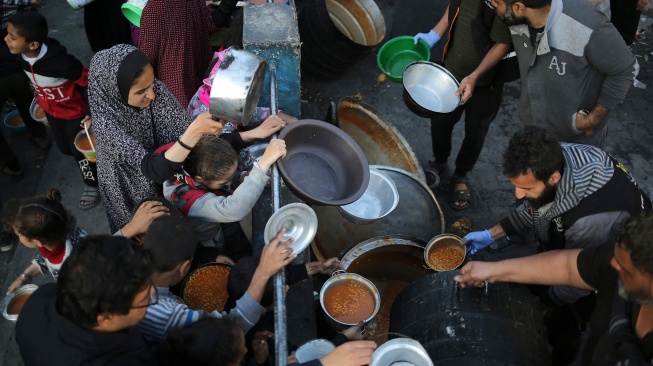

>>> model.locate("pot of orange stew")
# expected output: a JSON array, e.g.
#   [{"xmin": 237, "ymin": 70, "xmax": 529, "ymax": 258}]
[
  {"xmin": 181, "ymin": 262, "xmax": 232, "ymax": 312},
  {"xmin": 319, "ymin": 270, "xmax": 380, "ymax": 331}
]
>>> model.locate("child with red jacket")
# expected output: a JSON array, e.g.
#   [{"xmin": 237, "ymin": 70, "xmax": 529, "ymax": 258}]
[{"xmin": 5, "ymin": 11, "xmax": 99, "ymax": 209}]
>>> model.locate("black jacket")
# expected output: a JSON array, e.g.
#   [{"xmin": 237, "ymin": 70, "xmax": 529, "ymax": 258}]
[{"xmin": 16, "ymin": 283, "xmax": 158, "ymax": 366}]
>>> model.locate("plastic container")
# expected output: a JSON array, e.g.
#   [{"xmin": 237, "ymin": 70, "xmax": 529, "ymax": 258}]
[
  {"xmin": 3, "ymin": 110, "xmax": 28, "ymax": 133},
  {"xmin": 377, "ymin": 36, "xmax": 430, "ymax": 83},
  {"xmin": 29, "ymin": 98, "xmax": 48, "ymax": 124},
  {"xmin": 121, "ymin": 0, "xmax": 148, "ymax": 27},
  {"xmin": 74, "ymin": 129, "xmax": 96, "ymax": 162}
]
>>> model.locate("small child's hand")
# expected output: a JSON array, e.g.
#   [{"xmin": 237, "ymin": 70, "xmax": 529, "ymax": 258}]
[
  {"xmin": 122, "ymin": 200, "xmax": 170, "ymax": 239},
  {"xmin": 258, "ymin": 229, "xmax": 296, "ymax": 278},
  {"xmin": 258, "ymin": 138, "xmax": 286, "ymax": 173},
  {"xmin": 246, "ymin": 114, "xmax": 286, "ymax": 141},
  {"xmin": 190, "ymin": 112, "xmax": 225, "ymax": 136},
  {"xmin": 214, "ymin": 255, "xmax": 235, "ymax": 266},
  {"xmin": 80, "ymin": 116, "xmax": 92, "ymax": 130},
  {"xmin": 252, "ymin": 330, "xmax": 274, "ymax": 364},
  {"xmin": 278, "ymin": 112, "xmax": 298, "ymax": 124}
]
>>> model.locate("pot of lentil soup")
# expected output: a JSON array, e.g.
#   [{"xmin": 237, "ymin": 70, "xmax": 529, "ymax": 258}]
[
  {"xmin": 319, "ymin": 270, "xmax": 380, "ymax": 331},
  {"xmin": 181, "ymin": 262, "xmax": 232, "ymax": 312},
  {"xmin": 423, "ymin": 234, "xmax": 466, "ymax": 272}
]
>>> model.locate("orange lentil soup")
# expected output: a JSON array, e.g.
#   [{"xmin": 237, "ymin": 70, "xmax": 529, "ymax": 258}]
[
  {"xmin": 78, "ymin": 134, "xmax": 96, "ymax": 151},
  {"xmin": 8, "ymin": 292, "xmax": 32, "ymax": 315},
  {"xmin": 34, "ymin": 107, "xmax": 46, "ymax": 119},
  {"xmin": 324, "ymin": 282, "xmax": 375, "ymax": 324},
  {"xmin": 7, "ymin": 114, "xmax": 24, "ymax": 127},
  {"xmin": 182, "ymin": 265, "xmax": 231, "ymax": 312},
  {"xmin": 428, "ymin": 245, "xmax": 464, "ymax": 271}
]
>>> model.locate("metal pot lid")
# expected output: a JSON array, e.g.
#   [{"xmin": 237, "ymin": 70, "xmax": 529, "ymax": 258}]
[
  {"xmin": 371, "ymin": 338, "xmax": 433, "ymax": 366},
  {"xmin": 264, "ymin": 203, "xmax": 318, "ymax": 256},
  {"xmin": 295, "ymin": 339, "xmax": 336, "ymax": 363}
]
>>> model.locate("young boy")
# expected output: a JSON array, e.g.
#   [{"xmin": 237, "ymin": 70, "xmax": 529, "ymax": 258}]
[
  {"xmin": 5, "ymin": 11, "xmax": 99, "ymax": 209},
  {"xmin": 136, "ymin": 216, "xmax": 296, "ymax": 348}
]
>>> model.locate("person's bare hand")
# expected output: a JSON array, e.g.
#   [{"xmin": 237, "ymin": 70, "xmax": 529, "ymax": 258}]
[
  {"xmin": 287, "ymin": 352, "xmax": 299, "ymax": 365},
  {"xmin": 637, "ymin": 0, "xmax": 649, "ymax": 11},
  {"xmin": 278, "ymin": 112, "xmax": 298, "ymax": 124},
  {"xmin": 214, "ymin": 255, "xmax": 235, "ymax": 266},
  {"xmin": 320, "ymin": 340, "xmax": 377, "ymax": 366},
  {"xmin": 122, "ymin": 200, "xmax": 169, "ymax": 238},
  {"xmin": 318, "ymin": 257, "xmax": 343, "ymax": 275},
  {"xmin": 258, "ymin": 229, "xmax": 296, "ymax": 278},
  {"xmin": 340, "ymin": 321, "xmax": 365, "ymax": 340},
  {"xmin": 252, "ymin": 330, "xmax": 274, "ymax": 364},
  {"xmin": 575, "ymin": 112, "xmax": 594, "ymax": 137},
  {"xmin": 248, "ymin": 115, "xmax": 286, "ymax": 140},
  {"xmin": 80, "ymin": 116, "xmax": 92, "ymax": 129},
  {"xmin": 453, "ymin": 261, "xmax": 496, "ymax": 288},
  {"xmin": 258, "ymin": 138, "xmax": 286, "ymax": 172},
  {"xmin": 28, "ymin": 0, "xmax": 42, "ymax": 8},
  {"xmin": 455, "ymin": 75, "xmax": 477, "ymax": 104},
  {"xmin": 190, "ymin": 112, "xmax": 225, "ymax": 136},
  {"xmin": 6, "ymin": 276, "xmax": 28, "ymax": 295}
]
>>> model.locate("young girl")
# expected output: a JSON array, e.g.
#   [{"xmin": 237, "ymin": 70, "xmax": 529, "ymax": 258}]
[
  {"xmin": 163, "ymin": 136, "xmax": 286, "ymax": 251},
  {"xmin": 3, "ymin": 189, "xmax": 85, "ymax": 295},
  {"xmin": 3, "ymin": 189, "xmax": 169, "ymax": 295}
]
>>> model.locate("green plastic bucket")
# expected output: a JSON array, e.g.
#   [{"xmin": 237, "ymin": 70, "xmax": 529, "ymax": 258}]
[
  {"xmin": 121, "ymin": 0, "xmax": 147, "ymax": 27},
  {"xmin": 377, "ymin": 36, "xmax": 430, "ymax": 83}
]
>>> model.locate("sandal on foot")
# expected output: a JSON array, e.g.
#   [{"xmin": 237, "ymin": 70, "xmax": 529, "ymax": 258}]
[
  {"xmin": 79, "ymin": 186, "xmax": 100, "ymax": 210},
  {"xmin": 449, "ymin": 175, "xmax": 471, "ymax": 211}
]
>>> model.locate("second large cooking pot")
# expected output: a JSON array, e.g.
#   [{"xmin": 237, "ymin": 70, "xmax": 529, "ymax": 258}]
[{"xmin": 278, "ymin": 119, "xmax": 370, "ymax": 206}]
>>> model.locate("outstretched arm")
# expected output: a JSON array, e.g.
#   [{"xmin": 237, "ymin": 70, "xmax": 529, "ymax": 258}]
[{"xmin": 454, "ymin": 249, "xmax": 592, "ymax": 290}]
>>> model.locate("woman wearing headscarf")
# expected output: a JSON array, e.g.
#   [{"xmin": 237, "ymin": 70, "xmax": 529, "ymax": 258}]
[
  {"xmin": 88, "ymin": 44, "xmax": 224, "ymax": 232},
  {"xmin": 137, "ymin": 0, "xmax": 239, "ymax": 107}
]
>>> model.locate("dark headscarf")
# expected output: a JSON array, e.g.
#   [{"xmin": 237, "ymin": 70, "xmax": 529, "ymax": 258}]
[{"xmin": 117, "ymin": 49, "xmax": 150, "ymax": 105}]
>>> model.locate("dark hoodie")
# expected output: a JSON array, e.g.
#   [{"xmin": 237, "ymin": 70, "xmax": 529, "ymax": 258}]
[
  {"xmin": 16, "ymin": 283, "xmax": 158, "ymax": 366},
  {"xmin": 16, "ymin": 38, "xmax": 88, "ymax": 119}
]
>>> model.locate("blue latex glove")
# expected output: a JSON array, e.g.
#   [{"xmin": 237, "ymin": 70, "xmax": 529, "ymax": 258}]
[
  {"xmin": 464, "ymin": 230, "xmax": 494, "ymax": 255},
  {"xmin": 413, "ymin": 29, "xmax": 441, "ymax": 48}
]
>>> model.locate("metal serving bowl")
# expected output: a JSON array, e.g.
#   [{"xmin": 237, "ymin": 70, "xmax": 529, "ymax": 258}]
[
  {"xmin": 423, "ymin": 234, "xmax": 466, "ymax": 272},
  {"xmin": 278, "ymin": 119, "xmax": 370, "ymax": 206},
  {"xmin": 403, "ymin": 61, "xmax": 461, "ymax": 114},
  {"xmin": 209, "ymin": 47, "xmax": 267, "ymax": 126},
  {"xmin": 1, "ymin": 284, "xmax": 38, "ymax": 321},
  {"xmin": 264, "ymin": 203, "xmax": 318, "ymax": 256},
  {"xmin": 370, "ymin": 338, "xmax": 433, "ymax": 366},
  {"xmin": 319, "ymin": 272, "xmax": 380, "ymax": 330},
  {"xmin": 338, "ymin": 167, "xmax": 399, "ymax": 225}
]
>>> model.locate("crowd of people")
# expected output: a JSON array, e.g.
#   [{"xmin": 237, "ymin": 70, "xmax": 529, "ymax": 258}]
[{"xmin": 0, "ymin": 0, "xmax": 651, "ymax": 365}]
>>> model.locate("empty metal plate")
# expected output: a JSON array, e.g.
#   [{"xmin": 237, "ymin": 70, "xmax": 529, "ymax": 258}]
[
  {"xmin": 403, "ymin": 61, "xmax": 461, "ymax": 113},
  {"xmin": 264, "ymin": 203, "xmax": 318, "ymax": 255}
]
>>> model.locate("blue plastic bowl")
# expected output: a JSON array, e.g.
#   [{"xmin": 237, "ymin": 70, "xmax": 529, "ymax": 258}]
[{"xmin": 3, "ymin": 110, "xmax": 28, "ymax": 133}]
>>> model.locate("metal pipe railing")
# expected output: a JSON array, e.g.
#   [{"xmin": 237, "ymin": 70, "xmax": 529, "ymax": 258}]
[{"xmin": 269, "ymin": 62, "xmax": 288, "ymax": 366}]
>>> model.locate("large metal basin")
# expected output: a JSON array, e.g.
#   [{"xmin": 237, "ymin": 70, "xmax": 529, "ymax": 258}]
[
  {"xmin": 312, "ymin": 166, "xmax": 444, "ymax": 260},
  {"xmin": 337, "ymin": 97, "xmax": 425, "ymax": 181},
  {"xmin": 341, "ymin": 235, "xmax": 433, "ymax": 344}
]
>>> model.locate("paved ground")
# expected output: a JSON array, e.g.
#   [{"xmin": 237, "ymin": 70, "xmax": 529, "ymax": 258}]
[{"xmin": 1, "ymin": 0, "xmax": 652, "ymax": 364}]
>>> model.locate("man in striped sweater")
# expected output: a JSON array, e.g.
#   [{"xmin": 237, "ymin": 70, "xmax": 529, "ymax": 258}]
[
  {"xmin": 135, "ymin": 216, "xmax": 296, "ymax": 348},
  {"xmin": 464, "ymin": 126, "xmax": 650, "ymax": 364}
]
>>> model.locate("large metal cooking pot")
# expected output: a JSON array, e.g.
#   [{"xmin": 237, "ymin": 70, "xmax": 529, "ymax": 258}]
[
  {"xmin": 312, "ymin": 166, "xmax": 445, "ymax": 260},
  {"xmin": 209, "ymin": 47, "xmax": 267, "ymax": 126},
  {"xmin": 337, "ymin": 97, "xmax": 425, "ymax": 181},
  {"xmin": 277, "ymin": 119, "xmax": 370, "ymax": 206},
  {"xmin": 402, "ymin": 61, "xmax": 461, "ymax": 115}
]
